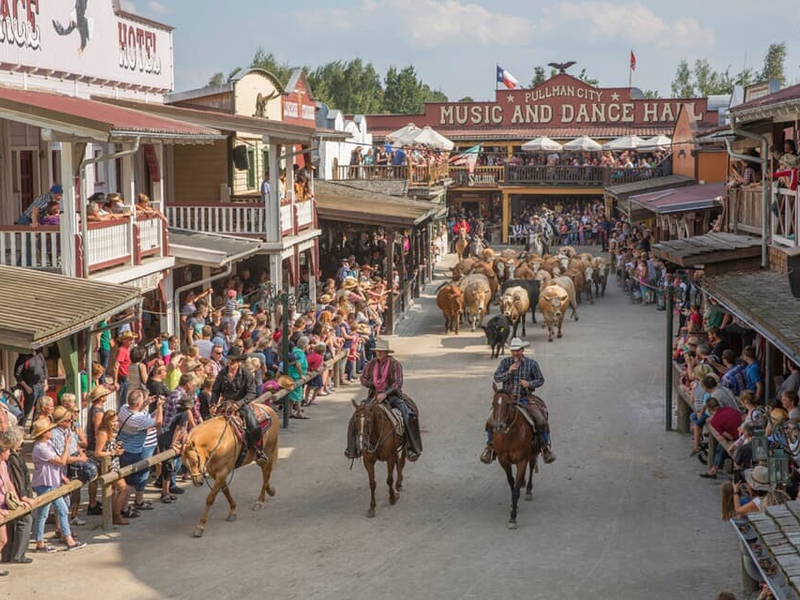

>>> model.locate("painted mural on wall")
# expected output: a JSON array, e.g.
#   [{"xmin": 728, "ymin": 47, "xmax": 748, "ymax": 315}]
[{"xmin": 0, "ymin": 0, "xmax": 173, "ymax": 91}]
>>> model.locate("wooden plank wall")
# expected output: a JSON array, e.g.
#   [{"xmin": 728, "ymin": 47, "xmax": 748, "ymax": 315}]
[{"xmin": 172, "ymin": 141, "xmax": 227, "ymax": 202}]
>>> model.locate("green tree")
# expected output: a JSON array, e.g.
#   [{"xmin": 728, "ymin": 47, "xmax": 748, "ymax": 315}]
[
  {"xmin": 671, "ymin": 60, "xmax": 694, "ymax": 97},
  {"xmin": 207, "ymin": 67, "xmax": 244, "ymax": 87},
  {"xmin": 530, "ymin": 65, "xmax": 547, "ymax": 87},
  {"xmin": 310, "ymin": 59, "xmax": 385, "ymax": 114},
  {"xmin": 642, "ymin": 90, "xmax": 661, "ymax": 99},
  {"xmin": 762, "ymin": 42, "xmax": 787, "ymax": 85},
  {"xmin": 577, "ymin": 68, "xmax": 599, "ymax": 87},
  {"xmin": 692, "ymin": 58, "xmax": 733, "ymax": 95},
  {"xmin": 734, "ymin": 67, "xmax": 757, "ymax": 87},
  {"xmin": 458, "ymin": 96, "xmax": 474, "ymax": 102},
  {"xmin": 384, "ymin": 65, "xmax": 426, "ymax": 113},
  {"xmin": 249, "ymin": 48, "xmax": 297, "ymax": 86}
]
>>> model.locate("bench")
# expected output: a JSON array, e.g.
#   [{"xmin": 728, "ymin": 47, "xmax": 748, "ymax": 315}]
[{"xmin": 706, "ymin": 421, "xmax": 737, "ymax": 472}]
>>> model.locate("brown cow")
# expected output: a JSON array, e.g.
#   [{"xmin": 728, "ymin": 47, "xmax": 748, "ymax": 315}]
[
  {"xmin": 545, "ymin": 276, "xmax": 579, "ymax": 321},
  {"xmin": 500, "ymin": 286, "xmax": 530, "ymax": 338},
  {"xmin": 436, "ymin": 283, "xmax": 464, "ymax": 335},
  {"xmin": 452, "ymin": 257, "xmax": 478, "ymax": 281},
  {"xmin": 514, "ymin": 263, "xmax": 536, "ymax": 280},
  {"xmin": 565, "ymin": 268, "xmax": 586, "ymax": 304},
  {"xmin": 538, "ymin": 284, "xmax": 569, "ymax": 342},
  {"xmin": 557, "ymin": 246, "xmax": 577, "ymax": 259},
  {"xmin": 470, "ymin": 260, "xmax": 499, "ymax": 298},
  {"xmin": 460, "ymin": 273, "xmax": 492, "ymax": 331}
]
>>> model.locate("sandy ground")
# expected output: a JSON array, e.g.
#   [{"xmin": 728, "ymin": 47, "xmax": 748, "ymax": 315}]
[{"xmin": 3, "ymin": 252, "xmax": 740, "ymax": 600}]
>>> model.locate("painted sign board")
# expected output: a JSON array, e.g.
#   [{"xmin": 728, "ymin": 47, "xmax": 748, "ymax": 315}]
[{"xmin": 0, "ymin": 0, "xmax": 173, "ymax": 92}]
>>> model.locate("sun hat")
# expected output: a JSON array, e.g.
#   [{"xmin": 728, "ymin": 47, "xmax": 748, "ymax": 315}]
[
  {"xmin": 117, "ymin": 330, "xmax": 135, "ymax": 342},
  {"xmin": 51, "ymin": 406, "xmax": 72, "ymax": 425},
  {"xmin": 508, "ymin": 337, "xmax": 530, "ymax": 351},
  {"xmin": 374, "ymin": 338, "xmax": 395, "ymax": 354},
  {"xmin": 342, "ymin": 276, "xmax": 358, "ymax": 290},
  {"xmin": 31, "ymin": 417, "xmax": 59, "ymax": 440},
  {"xmin": 86, "ymin": 385, "xmax": 114, "ymax": 404},
  {"xmin": 357, "ymin": 323, "xmax": 371, "ymax": 335},
  {"xmin": 319, "ymin": 293, "xmax": 333, "ymax": 304},
  {"xmin": 277, "ymin": 375, "xmax": 295, "ymax": 390},
  {"xmin": 744, "ymin": 465, "xmax": 771, "ymax": 492},
  {"xmin": 184, "ymin": 360, "xmax": 203, "ymax": 372}
]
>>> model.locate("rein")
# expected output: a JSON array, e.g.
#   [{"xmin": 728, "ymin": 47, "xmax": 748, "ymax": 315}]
[
  {"xmin": 357, "ymin": 404, "xmax": 397, "ymax": 455},
  {"xmin": 188, "ymin": 414, "xmax": 236, "ymax": 490},
  {"xmin": 492, "ymin": 392, "xmax": 520, "ymax": 434}
]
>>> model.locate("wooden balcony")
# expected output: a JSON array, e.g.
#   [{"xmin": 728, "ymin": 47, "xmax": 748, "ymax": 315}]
[
  {"xmin": 450, "ymin": 166, "xmax": 505, "ymax": 187},
  {"xmin": 165, "ymin": 197, "xmax": 316, "ymax": 241},
  {"xmin": 332, "ymin": 161, "xmax": 450, "ymax": 187},
  {"xmin": 505, "ymin": 165, "xmax": 662, "ymax": 187},
  {"xmin": 772, "ymin": 186, "xmax": 800, "ymax": 248},
  {"xmin": 0, "ymin": 213, "xmax": 168, "ymax": 275},
  {"xmin": 728, "ymin": 186, "xmax": 763, "ymax": 236}
]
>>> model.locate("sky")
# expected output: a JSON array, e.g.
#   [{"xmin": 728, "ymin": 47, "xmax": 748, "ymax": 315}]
[{"xmin": 126, "ymin": 0, "xmax": 800, "ymax": 103}]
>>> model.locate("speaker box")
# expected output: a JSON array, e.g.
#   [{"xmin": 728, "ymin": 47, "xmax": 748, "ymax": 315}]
[
  {"xmin": 232, "ymin": 145, "xmax": 249, "ymax": 171},
  {"xmin": 787, "ymin": 252, "xmax": 800, "ymax": 298}
]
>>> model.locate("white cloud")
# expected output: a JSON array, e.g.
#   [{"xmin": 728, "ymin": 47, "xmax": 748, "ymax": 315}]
[
  {"xmin": 120, "ymin": 1, "xmax": 137, "ymax": 13},
  {"xmin": 148, "ymin": 1, "xmax": 170, "ymax": 15},
  {"xmin": 559, "ymin": 2, "xmax": 714, "ymax": 49},
  {"xmin": 366, "ymin": 0, "xmax": 536, "ymax": 47}
]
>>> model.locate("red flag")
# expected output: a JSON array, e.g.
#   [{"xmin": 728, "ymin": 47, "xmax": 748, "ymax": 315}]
[{"xmin": 630, "ymin": 50, "xmax": 637, "ymax": 72}]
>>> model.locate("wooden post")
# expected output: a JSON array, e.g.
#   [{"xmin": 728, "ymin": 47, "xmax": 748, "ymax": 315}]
[
  {"xmin": 665, "ymin": 286, "xmax": 674, "ymax": 431},
  {"xmin": 502, "ymin": 191, "xmax": 511, "ymax": 244},
  {"xmin": 398, "ymin": 230, "xmax": 406, "ymax": 312},
  {"xmin": 385, "ymin": 230, "xmax": 396, "ymax": 335},
  {"xmin": 100, "ymin": 456, "xmax": 113, "ymax": 531},
  {"xmin": 57, "ymin": 336, "xmax": 81, "ymax": 425}
]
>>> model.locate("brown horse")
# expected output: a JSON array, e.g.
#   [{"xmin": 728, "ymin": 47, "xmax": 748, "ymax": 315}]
[
  {"xmin": 455, "ymin": 229, "xmax": 469, "ymax": 259},
  {"xmin": 181, "ymin": 402, "xmax": 280, "ymax": 537},
  {"xmin": 350, "ymin": 399, "xmax": 406, "ymax": 518},
  {"xmin": 489, "ymin": 389, "xmax": 540, "ymax": 529}
]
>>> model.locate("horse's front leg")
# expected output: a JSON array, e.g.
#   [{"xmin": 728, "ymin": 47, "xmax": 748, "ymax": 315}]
[
  {"xmin": 221, "ymin": 484, "xmax": 237, "ymax": 522},
  {"xmin": 194, "ymin": 478, "xmax": 224, "ymax": 538},
  {"xmin": 525, "ymin": 458, "xmax": 535, "ymax": 501},
  {"xmin": 387, "ymin": 452, "xmax": 397, "ymax": 505},
  {"xmin": 396, "ymin": 448, "xmax": 405, "ymax": 492},
  {"xmin": 365, "ymin": 455, "xmax": 377, "ymax": 518},
  {"xmin": 508, "ymin": 459, "xmax": 528, "ymax": 530}
]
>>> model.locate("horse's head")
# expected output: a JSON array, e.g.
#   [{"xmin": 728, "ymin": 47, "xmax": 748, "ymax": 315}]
[
  {"xmin": 490, "ymin": 390, "xmax": 516, "ymax": 434},
  {"xmin": 351, "ymin": 398, "xmax": 375, "ymax": 453},
  {"xmin": 181, "ymin": 438, "xmax": 205, "ymax": 487}
]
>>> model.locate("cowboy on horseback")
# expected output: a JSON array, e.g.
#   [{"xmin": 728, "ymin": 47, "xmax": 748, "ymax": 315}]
[
  {"xmin": 210, "ymin": 346, "xmax": 269, "ymax": 466},
  {"xmin": 480, "ymin": 337, "xmax": 556, "ymax": 465},
  {"xmin": 345, "ymin": 338, "xmax": 423, "ymax": 461}
]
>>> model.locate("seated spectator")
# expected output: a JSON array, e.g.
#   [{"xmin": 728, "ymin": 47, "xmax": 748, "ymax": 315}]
[
  {"xmin": 699, "ymin": 397, "xmax": 743, "ymax": 479},
  {"xmin": 720, "ymin": 350, "xmax": 747, "ymax": 398},
  {"xmin": 775, "ymin": 362, "xmax": 800, "ymax": 407},
  {"xmin": 728, "ymin": 466, "xmax": 771, "ymax": 516},
  {"xmin": 704, "ymin": 374, "xmax": 740, "ymax": 411},
  {"xmin": 779, "ymin": 389, "xmax": 800, "ymax": 422}
]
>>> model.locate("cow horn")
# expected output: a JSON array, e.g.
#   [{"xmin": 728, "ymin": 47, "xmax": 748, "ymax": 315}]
[{"xmin": 351, "ymin": 398, "xmax": 359, "ymax": 409}]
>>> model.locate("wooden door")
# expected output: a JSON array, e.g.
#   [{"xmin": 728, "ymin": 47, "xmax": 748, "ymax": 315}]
[{"xmin": 19, "ymin": 150, "xmax": 34, "ymax": 212}]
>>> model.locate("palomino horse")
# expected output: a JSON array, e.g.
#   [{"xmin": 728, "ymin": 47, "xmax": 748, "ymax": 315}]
[
  {"xmin": 489, "ymin": 389, "xmax": 540, "ymax": 529},
  {"xmin": 351, "ymin": 398, "xmax": 407, "ymax": 518},
  {"xmin": 455, "ymin": 229, "xmax": 469, "ymax": 259},
  {"xmin": 182, "ymin": 402, "xmax": 279, "ymax": 537}
]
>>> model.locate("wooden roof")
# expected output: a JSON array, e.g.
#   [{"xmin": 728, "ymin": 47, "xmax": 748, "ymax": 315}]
[
  {"xmin": 169, "ymin": 229, "xmax": 265, "ymax": 267},
  {"xmin": 315, "ymin": 181, "xmax": 445, "ymax": 227},
  {"xmin": 652, "ymin": 233, "xmax": 762, "ymax": 267},
  {"xmin": 0, "ymin": 266, "xmax": 140, "ymax": 350},
  {"xmin": 605, "ymin": 174, "xmax": 693, "ymax": 198},
  {"xmin": 704, "ymin": 269, "xmax": 800, "ymax": 364}
]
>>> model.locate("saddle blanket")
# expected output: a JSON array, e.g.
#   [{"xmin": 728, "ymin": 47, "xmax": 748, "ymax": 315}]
[
  {"xmin": 233, "ymin": 404, "xmax": 273, "ymax": 468},
  {"xmin": 379, "ymin": 404, "xmax": 404, "ymax": 436},
  {"xmin": 516, "ymin": 405, "xmax": 536, "ymax": 430}
]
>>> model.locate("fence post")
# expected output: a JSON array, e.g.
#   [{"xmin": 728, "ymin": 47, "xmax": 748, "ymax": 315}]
[
  {"xmin": 101, "ymin": 456, "xmax": 113, "ymax": 531},
  {"xmin": 334, "ymin": 356, "xmax": 342, "ymax": 387},
  {"xmin": 665, "ymin": 286, "xmax": 674, "ymax": 432}
]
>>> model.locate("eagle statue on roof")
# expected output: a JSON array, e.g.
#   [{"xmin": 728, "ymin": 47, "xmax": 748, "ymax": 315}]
[
  {"xmin": 53, "ymin": 0, "xmax": 93, "ymax": 53},
  {"xmin": 547, "ymin": 61, "xmax": 576, "ymax": 74}
]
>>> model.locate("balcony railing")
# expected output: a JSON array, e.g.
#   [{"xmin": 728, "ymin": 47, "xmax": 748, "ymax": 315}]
[
  {"xmin": 728, "ymin": 185, "xmax": 763, "ymax": 235},
  {"xmin": 450, "ymin": 166, "xmax": 505, "ymax": 187},
  {"xmin": 0, "ymin": 225, "xmax": 61, "ymax": 269},
  {"xmin": 408, "ymin": 162, "xmax": 449, "ymax": 186},
  {"xmin": 86, "ymin": 220, "xmax": 132, "ymax": 271},
  {"xmin": 772, "ymin": 185, "xmax": 799, "ymax": 248},
  {"xmin": 504, "ymin": 165, "xmax": 663, "ymax": 186},
  {"xmin": 334, "ymin": 164, "xmax": 408, "ymax": 181}
]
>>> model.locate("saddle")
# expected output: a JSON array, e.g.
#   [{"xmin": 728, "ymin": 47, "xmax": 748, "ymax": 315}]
[
  {"xmin": 378, "ymin": 403, "xmax": 404, "ymax": 436},
  {"xmin": 221, "ymin": 402, "xmax": 273, "ymax": 468}
]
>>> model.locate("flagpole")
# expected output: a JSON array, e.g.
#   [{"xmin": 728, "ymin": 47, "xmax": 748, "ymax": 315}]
[{"xmin": 628, "ymin": 49, "xmax": 632, "ymax": 88}]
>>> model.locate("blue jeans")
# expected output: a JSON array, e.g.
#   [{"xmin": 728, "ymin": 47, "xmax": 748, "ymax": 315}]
[
  {"xmin": 118, "ymin": 378, "xmax": 130, "ymax": 407},
  {"xmin": 33, "ymin": 484, "xmax": 71, "ymax": 542},
  {"xmin": 714, "ymin": 441, "xmax": 729, "ymax": 468},
  {"xmin": 690, "ymin": 410, "xmax": 709, "ymax": 430},
  {"xmin": 98, "ymin": 347, "xmax": 110, "ymax": 375}
]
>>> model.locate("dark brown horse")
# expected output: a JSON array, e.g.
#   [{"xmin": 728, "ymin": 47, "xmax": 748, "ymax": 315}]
[
  {"xmin": 489, "ymin": 389, "xmax": 540, "ymax": 529},
  {"xmin": 182, "ymin": 402, "xmax": 279, "ymax": 537},
  {"xmin": 350, "ymin": 399, "xmax": 406, "ymax": 518}
]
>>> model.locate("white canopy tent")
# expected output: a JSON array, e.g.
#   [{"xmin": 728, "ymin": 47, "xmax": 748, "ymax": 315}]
[
  {"xmin": 521, "ymin": 136, "xmax": 563, "ymax": 152},
  {"xmin": 409, "ymin": 126, "xmax": 454, "ymax": 151},
  {"xmin": 562, "ymin": 135, "xmax": 603, "ymax": 152},
  {"xmin": 639, "ymin": 135, "xmax": 672, "ymax": 152},
  {"xmin": 601, "ymin": 135, "xmax": 647, "ymax": 150},
  {"xmin": 386, "ymin": 123, "xmax": 420, "ymax": 145}
]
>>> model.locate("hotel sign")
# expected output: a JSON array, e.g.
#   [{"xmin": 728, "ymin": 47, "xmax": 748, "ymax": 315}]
[{"xmin": 0, "ymin": 0, "xmax": 173, "ymax": 92}]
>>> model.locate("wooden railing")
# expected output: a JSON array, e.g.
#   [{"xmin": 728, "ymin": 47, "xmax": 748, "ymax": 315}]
[
  {"xmin": 408, "ymin": 162, "xmax": 449, "ymax": 186},
  {"xmin": 504, "ymin": 164, "xmax": 663, "ymax": 186},
  {"xmin": 450, "ymin": 166, "xmax": 505, "ymax": 187},
  {"xmin": 137, "ymin": 214, "xmax": 165, "ymax": 258},
  {"xmin": 166, "ymin": 202, "xmax": 266, "ymax": 237},
  {"xmin": 0, "ymin": 225, "xmax": 61, "ymax": 269},
  {"xmin": 728, "ymin": 185, "xmax": 763, "ymax": 235},
  {"xmin": 772, "ymin": 185, "xmax": 799, "ymax": 247},
  {"xmin": 334, "ymin": 163, "xmax": 408, "ymax": 181},
  {"xmin": 86, "ymin": 220, "xmax": 132, "ymax": 272}
]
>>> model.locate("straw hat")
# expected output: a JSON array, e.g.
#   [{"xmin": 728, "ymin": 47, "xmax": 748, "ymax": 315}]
[
  {"xmin": 117, "ymin": 330, "xmax": 135, "ymax": 342},
  {"xmin": 277, "ymin": 375, "xmax": 295, "ymax": 390},
  {"xmin": 31, "ymin": 417, "xmax": 59, "ymax": 439},
  {"xmin": 357, "ymin": 323, "xmax": 372, "ymax": 335},
  {"xmin": 374, "ymin": 338, "xmax": 395, "ymax": 354},
  {"xmin": 342, "ymin": 276, "xmax": 358, "ymax": 290},
  {"xmin": 52, "ymin": 405, "xmax": 72, "ymax": 425},
  {"xmin": 319, "ymin": 294, "xmax": 333, "ymax": 304},
  {"xmin": 184, "ymin": 360, "xmax": 203, "ymax": 372},
  {"xmin": 508, "ymin": 337, "xmax": 530, "ymax": 351},
  {"xmin": 744, "ymin": 465, "xmax": 771, "ymax": 492},
  {"xmin": 86, "ymin": 385, "xmax": 113, "ymax": 404}
]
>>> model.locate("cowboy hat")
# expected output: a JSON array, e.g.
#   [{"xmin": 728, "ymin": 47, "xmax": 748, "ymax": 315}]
[
  {"xmin": 319, "ymin": 294, "xmax": 333, "ymax": 304},
  {"xmin": 31, "ymin": 417, "xmax": 59, "ymax": 439},
  {"xmin": 226, "ymin": 346, "xmax": 246, "ymax": 361},
  {"xmin": 342, "ymin": 276, "xmax": 358, "ymax": 290},
  {"xmin": 357, "ymin": 323, "xmax": 371, "ymax": 335},
  {"xmin": 86, "ymin": 385, "xmax": 114, "ymax": 404},
  {"xmin": 374, "ymin": 338, "xmax": 394, "ymax": 354},
  {"xmin": 184, "ymin": 360, "xmax": 203, "ymax": 372},
  {"xmin": 277, "ymin": 375, "xmax": 295, "ymax": 390},
  {"xmin": 117, "ymin": 330, "xmax": 135, "ymax": 341},
  {"xmin": 51, "ymin": 405, "xmax": 72, "ymax": 425},
  {"xmin": 508, "ymin": 337, "xmax": 529, "ymax": 351},
  {"xmin": 744, "ymin": 465, "xmax": 771, "ymax": 492}
]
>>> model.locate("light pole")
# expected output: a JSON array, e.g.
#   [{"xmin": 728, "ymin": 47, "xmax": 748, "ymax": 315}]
[{"xmin": 262, "ymin": 283, "xmax": 296, "ymax": 429}]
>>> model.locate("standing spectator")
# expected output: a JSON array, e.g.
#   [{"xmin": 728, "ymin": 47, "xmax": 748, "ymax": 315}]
[
  {"xmin": 30, "ymin": 417, "xmax": 86, "ymax": 552},
  {"xmin": 157, "ymin": 395, "xmax": 194, "ymax": 504},
  {"xmin": 303, "ymin": 342, "xmax": 326, "ymax": 407},
  {"xmin": 198, "ymin": 377, "xmax": 216, "ymax": 421},
  {"xmin": 93, "ymin": 411, "xmax": 131, "ymax": 525},
  {"xmin": 720, "ymin": 350, "xmax": 747, "ymax": 398},
  {"xmin": 742, "ymin": 346, "xmax": 763, "ymax": 403},
  {"xmin": 112, "ymin": 331, "xmax": 135, "ymax": 405},
  {"xmin": 195, "ymin": 326, "xmax": 214, "ymax": 359},
  {"xmin": 96, "ymin": 321, "xmax": 112, "ymax": 375},
  {"xmin": 13, "ymin": 349, "xmax": 48, "ymax": 428},
  {"xmin": 3, "ymin": 426, "xmax": 33, "ymax": 564}
]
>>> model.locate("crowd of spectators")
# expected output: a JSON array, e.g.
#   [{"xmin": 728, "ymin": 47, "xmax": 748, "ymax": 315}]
[
  {"xmin": 347, "ymin": 144, "xmax": 449, "ymax": 179},
  {"xmin": 474, "ymin": 149, "xmax": 671, "ymax": 171},
  {"xmin": 0, "ymin": 264, "xmax": 398, "ymax": 569}
]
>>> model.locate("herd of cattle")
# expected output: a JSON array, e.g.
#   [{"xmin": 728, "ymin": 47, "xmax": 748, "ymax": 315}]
[{"xmin": 435, "ymin": 245, "xmax": 610, "ymax": 355}]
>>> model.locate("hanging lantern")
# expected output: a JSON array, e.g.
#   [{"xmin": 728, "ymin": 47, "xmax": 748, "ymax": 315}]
[
  {"xmin": 769, "ymin": 449, "xmax": 790, "ymax": 486},
  {"xmin": 753, "ymin": 429, "xmax": 769, "ymax": 463}
]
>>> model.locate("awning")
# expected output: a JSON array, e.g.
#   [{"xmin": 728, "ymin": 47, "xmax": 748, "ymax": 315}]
[
  {"xmin": 97, "ymin": 97, "xmax": 315, "ymax": 144},
  {"xmin": 169, "ymin": 229, "xmax": 265, "ymax": 267},
  {"xmin": 704, "ymin": 270, "xmax": 800, "ymax": 364},
  {"xmin": 0, "ymin": 87, "xmax": 223, "ymax": 143},
  {"xmin": 0, "ymin": 266, "xmax": 140, "ymax": 351},
  {"xmin": 652, "ymin": 232, "xmax": 762, "ymax": 268},
  {"xmin": 315, "ymin": 181, "xmax": 445, "ymax": 227},
  {"xmin": 729, "ymin": 83, "xmax": 800, "ymax": 124},
  {"xmin": 629, "ymin": 182, "xmax": 725, "ymax": 219},
  {"xmin": 605, "ymin": 174, "xmax": 693, "ymax": 217}
]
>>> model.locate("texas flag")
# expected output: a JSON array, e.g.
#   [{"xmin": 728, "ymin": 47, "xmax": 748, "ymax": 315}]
[{"xmin": 496, "ymin": 65, "xmax": 519, "ymax": 89}]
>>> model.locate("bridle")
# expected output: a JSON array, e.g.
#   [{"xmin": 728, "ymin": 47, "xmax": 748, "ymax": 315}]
[
  {"xmin": 491, "ymin": 391, "xmax": 519, "ymax": 434},
  {"xmin": 185, "ymin": 403, "xmax": 237, "ymax": 489},
  {"xmin": 355, "ymin": 402, "xmax": 396, "ymax": 455}
]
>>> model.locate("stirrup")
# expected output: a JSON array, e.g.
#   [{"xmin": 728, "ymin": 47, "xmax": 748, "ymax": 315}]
[
  {"xmin": 480, "ymin": 447, "xmax": 495, "ymax": 464},
  {"xmin": 542, "ymin": 447, "xmax": 556, "ymax": 464},
  {"xmin": 255, "ymin": 449, "xmax": 269, "ymax": 466}
]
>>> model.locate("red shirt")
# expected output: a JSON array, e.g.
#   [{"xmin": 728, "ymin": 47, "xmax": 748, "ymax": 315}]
[
  {"xmin": 306, "ymin": 351, "xmax": 324, "ymax": 372},
  {"xmin": 116, "ymin": 346, "xmax": 131, "ymax": 378},
  {"xmin": 710, "ymin": 406, "xmax": 743, "ymax": 440}
]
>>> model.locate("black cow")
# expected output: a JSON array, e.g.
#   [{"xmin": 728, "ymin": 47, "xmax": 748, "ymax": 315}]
[
  {"xmin": 501, "ymin": 278, "xmax": 540, "ymax": 324},
  {"xmin": 485, "ymin": 315, "xmax": 511, "ymax": 359}
]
